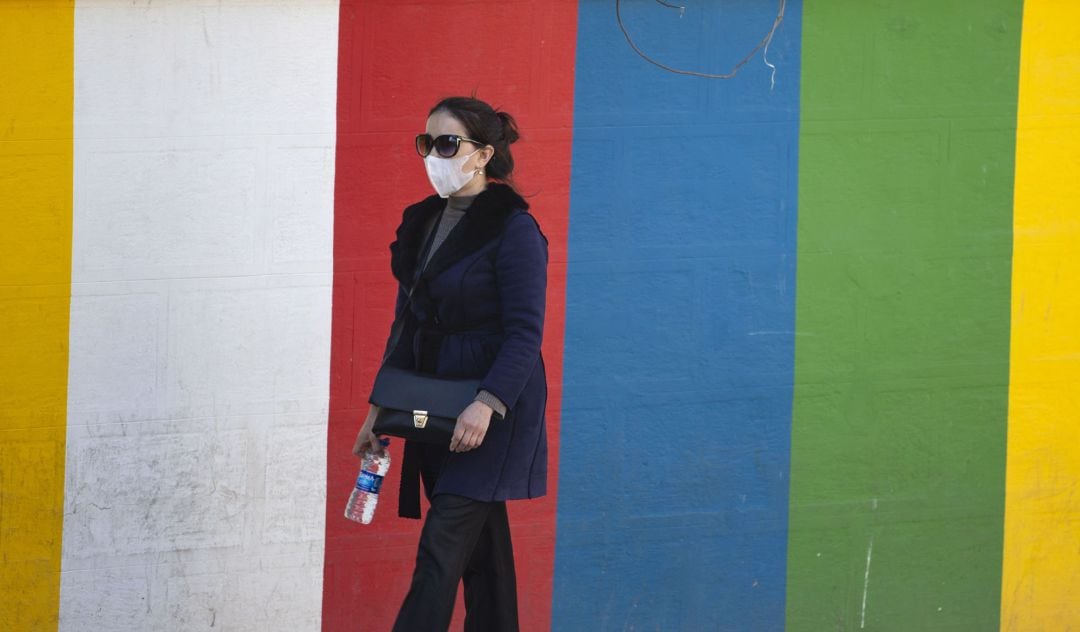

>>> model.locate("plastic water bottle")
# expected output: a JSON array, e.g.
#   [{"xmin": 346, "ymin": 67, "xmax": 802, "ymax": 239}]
[{"xmin": 344, "ymin": 438, "xmax": 391, "ymax": 524}]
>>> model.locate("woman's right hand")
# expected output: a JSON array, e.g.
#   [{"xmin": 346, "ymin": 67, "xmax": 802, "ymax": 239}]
[{"xmin": 352, "ymin": 405, "xmax": 383, "ymax": 458}]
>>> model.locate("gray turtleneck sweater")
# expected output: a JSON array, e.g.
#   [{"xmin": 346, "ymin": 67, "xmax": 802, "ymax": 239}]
[{"xmin": 420, "ymin": 193, "xmax": 508, "ymax": 419}]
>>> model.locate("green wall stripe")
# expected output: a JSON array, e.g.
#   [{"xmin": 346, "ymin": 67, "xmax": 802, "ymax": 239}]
[{"xmin": 786, "ymin": 2, "xmax": 1023, "ymax": 629}]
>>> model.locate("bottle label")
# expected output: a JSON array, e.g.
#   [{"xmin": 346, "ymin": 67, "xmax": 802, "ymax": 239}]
[{"xmin": 355, "ymin": 470, "xmax": 383, "ymax": 494}]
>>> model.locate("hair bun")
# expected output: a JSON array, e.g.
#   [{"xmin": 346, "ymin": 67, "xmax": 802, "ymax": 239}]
[{"xmin": 497, "ymin": 111, "xmax": 520, "ymax": 145}]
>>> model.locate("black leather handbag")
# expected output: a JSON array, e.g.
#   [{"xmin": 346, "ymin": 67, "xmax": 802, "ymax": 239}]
[{"xmin": 370, "ymin": 366, "xmax": 479, "ymax": 444}]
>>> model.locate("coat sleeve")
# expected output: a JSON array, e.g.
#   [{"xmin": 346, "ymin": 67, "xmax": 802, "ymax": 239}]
[{"xmin": 477, "ymin": 212, "xmax": 548, "ymax": 412}]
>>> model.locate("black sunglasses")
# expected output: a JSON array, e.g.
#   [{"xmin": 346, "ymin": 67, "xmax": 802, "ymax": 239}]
[{"xmin": 415, "ymin": 133, "xmax": 485, "ymax": 158}]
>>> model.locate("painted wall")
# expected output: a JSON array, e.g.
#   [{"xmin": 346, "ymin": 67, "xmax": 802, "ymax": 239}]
[
  {"xmin": 1, "ymin": 1, "xmax": 1077, "ymax": 631},
  {"xmin": 554, "ymin": 2, "xmax": 800, "ymax": 630},
  {"xmin": 787, "ymin": 2, "xmax": 1019, "ymax": 628},
  {"xmin": 60, "ymin": 3, "xmax": 339, "ymax": 630},
  {"xmin": 322, "ymin": 3, "xmax": 574, "ymax": 630}
]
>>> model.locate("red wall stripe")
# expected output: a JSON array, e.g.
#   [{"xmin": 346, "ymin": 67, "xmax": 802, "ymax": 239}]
[{"xmin": 323, "ymin": 2, "xmax": 576, "ymax": 629}]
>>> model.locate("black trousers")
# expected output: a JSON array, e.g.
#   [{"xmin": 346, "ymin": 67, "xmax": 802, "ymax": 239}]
[{"xmin": 392, "ymin": 445, "xmax": 519, "ymax": 632}]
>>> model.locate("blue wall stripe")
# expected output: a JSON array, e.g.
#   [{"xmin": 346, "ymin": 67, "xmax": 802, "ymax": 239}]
[{"xmin": 553, "ymin": 1, "xmax": 803, "ymax": 629}]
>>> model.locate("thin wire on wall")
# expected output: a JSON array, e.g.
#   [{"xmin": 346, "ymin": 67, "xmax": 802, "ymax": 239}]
[{"xmin": 615, "ymin": 0, "xmax": 786, "ymax": 88}]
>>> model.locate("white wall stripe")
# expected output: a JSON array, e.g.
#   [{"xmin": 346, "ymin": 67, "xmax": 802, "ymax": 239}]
[{"xmin": 63, "ymin": 2, "xmax": 338, "ymax": 630}]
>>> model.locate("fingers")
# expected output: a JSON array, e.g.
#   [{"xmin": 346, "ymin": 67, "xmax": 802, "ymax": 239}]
[
  {"xmin": 354, "ymin": 409, "xmax": 381, "ymax": 457},
  {"xmin": 451, "ymin": 434, "xmax": 474, "ymax": 452},
  {"xmin": 460, "ymin": 429, "xmax": 478, "ymax": 452},
  {"xmin": 450, "ymin": 423, "xmax": 465, "ymax": 452},
  {"xmin": 352, "ymin": 429, "xmax": 379, "ymax": 458},
  {"xmin": 449, "ymin": 414, "xmax": 488, "ymax": 452},
  {"xmin": 451, "ymin": 422, "xmax": 467, "ymax": 452}
]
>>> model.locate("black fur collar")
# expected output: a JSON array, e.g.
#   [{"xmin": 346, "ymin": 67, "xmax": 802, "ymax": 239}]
[{"xmin": 390, "ymin": 183, "xmax": 529, "ymax": 288}]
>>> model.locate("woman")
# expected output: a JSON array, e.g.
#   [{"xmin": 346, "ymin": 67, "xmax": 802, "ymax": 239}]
[{"xmin": 352, "ymin": 96, "xmax": 549, "ymax": 632}]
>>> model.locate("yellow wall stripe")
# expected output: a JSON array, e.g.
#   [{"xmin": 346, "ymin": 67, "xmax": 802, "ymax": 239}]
[
  {"xmin": 0, "ymin": 2, "xmax": 73, "ymax": 629},
  {"xmin": 1001, "ymin": 0, "xmax": 1080, "ymax": 628}
]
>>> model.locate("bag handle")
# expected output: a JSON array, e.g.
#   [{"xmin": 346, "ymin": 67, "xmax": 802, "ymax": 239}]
[{"xmin": 381, "ymin": 207, "xmax": 445, "ymax": 363}]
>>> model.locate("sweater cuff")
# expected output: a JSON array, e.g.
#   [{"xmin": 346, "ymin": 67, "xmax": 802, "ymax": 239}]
[{"xmin": 475, "ymin": 389, "xmax": 508, "ymax": 419}]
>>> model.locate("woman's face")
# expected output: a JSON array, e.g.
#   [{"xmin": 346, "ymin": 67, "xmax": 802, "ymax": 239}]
[{"xmin": 425, "ymin": 111, "xmax": 493, "ymax": 179}]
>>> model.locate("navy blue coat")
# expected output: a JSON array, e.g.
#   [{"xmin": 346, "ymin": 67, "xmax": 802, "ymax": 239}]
[{"xmin": 380, "ymin": 183, "xmax": 548, "ymax": 518}]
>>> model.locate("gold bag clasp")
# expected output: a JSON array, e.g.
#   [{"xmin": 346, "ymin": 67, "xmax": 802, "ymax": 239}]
[{"xmin": 413, "ymin": 410, "xmax": 428, "ymax": 429}]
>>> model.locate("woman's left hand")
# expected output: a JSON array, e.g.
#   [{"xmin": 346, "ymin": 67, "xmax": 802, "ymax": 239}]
[{"xmin": 450, "ymin": 400, "xmax": 493, "ymax": 452}]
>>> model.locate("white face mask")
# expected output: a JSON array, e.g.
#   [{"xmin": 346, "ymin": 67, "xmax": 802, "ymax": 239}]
[{"xmin": 423, "ymin": 149, "xmax": 479, "ymax": 198}]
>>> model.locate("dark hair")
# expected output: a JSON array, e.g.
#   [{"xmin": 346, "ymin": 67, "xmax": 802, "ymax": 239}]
[{"xmin": 429, "ymin": 96, "xmax": 520, "ymax": 182}]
